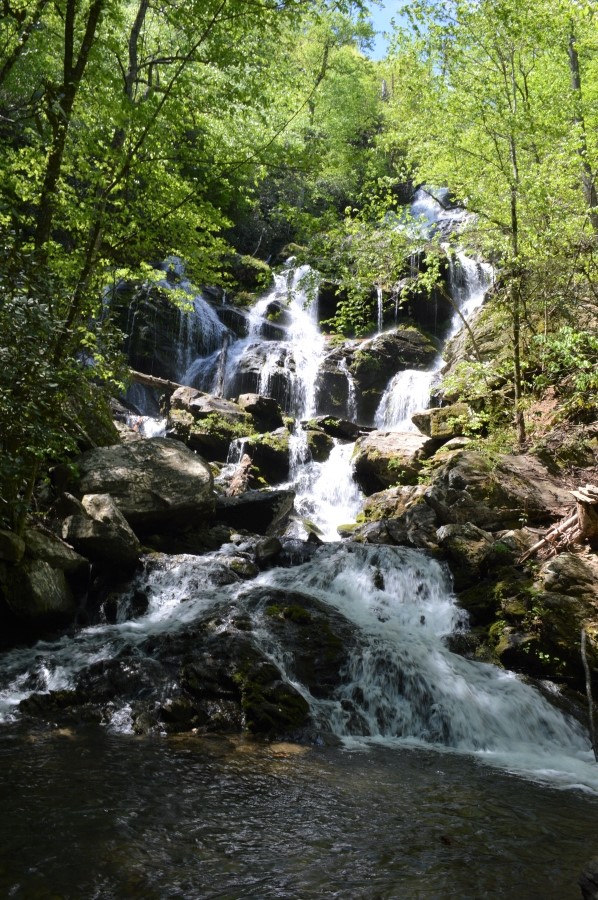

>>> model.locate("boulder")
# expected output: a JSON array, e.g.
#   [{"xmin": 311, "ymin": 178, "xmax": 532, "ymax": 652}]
[
  {"xmin": 62, "ymin": 494, "xmax": 142, "ymax": 567},
  {"xmin": 72, "ymin": 438, "xmax": 214, "ymax": 530},
  {"xmin": 237, "ymin": 393, "xmax": 284, "ymax": 431},
  {"xmin": 24, "ymin": 527, "xmax": 88, "ymax": 574},
  {"xmin": 315, "ymin": 345, "xmax": 355, "ymax": 419},
  {"xmin": 168, "ymin": 387, "xmax": 255, "ymax": 461},
  {"xmin": 352, "ymin": 430, "xmax": 436, "ymax": 494},
  {"xmin": 0, "ymin": 529, "xmax": 25, "ymax": 564},
  {"xmin": 411, "ymin": 403, "xmax": 472, "ymax": 440},
  {"xmin": 244, "ymin": 428, "xmax": 292, "ymax": 484},
  {"xmin": 2, "ymin": 559, "xmax": 75, "ymax": 625},
  {"xmin": 312, "ymin": 416, "xmax": 366, "ymax": 441},
  {"xmin": 214, "ymin": 489, "xmax": 295, "ymax": 536},
  {"xmin": 305, "ymin": 428, "xmax": 334, "ymax": 463},
  {"xmin": 436, "ymin": 523, "xmax": 494, "ymax": 590},
  {"xmin": 423, "ymin": 450, "xmax": 573, "ymax": 530},
  {"xmin": 171, "ymin": 387, "xmax": 251, "ymax": 426}
]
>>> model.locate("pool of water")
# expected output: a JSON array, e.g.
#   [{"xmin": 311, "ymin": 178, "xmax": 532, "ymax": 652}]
[{"xmin": 1, "ymin": 725, "xmax": 596, "ymax": 899}]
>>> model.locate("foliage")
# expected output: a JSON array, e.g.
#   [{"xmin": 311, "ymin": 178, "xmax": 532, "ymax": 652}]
[{"xmin": 533, "ymin": 327, "xmax": 598, "ymax": 418}]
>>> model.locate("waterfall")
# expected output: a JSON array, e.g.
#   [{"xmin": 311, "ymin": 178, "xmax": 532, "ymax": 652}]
[
  {"xmin": 2, "ymin": 543, "xmax": 596, "ymax": 791},
  {"xmin": 251, "ymin": 544, "xmax": 596, "ymax": 788},
  {"xmin": 446, "ymin": 248, "xmax": 493, "ymax": 336},
  {"xmin": 375, "ymin": 368, "xmax": 438, "ymax": 431},
  {"xmin": 156, "ymin": 258, "xmax": 230, "ymax": 383},
  {"xmin": 374, "ymin": 192, "xmax": 493, "ymax": 431}
]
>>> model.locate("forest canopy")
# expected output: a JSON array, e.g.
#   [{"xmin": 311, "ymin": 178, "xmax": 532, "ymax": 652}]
[{"xmin": 1, "ymin": 0, "xmax": 597, "ymax": 532}]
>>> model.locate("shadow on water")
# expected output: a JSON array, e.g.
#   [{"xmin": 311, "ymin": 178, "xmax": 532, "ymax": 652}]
[{"xmin": 1, "ymin": 724, "xmax": 597, "ymax": 899}]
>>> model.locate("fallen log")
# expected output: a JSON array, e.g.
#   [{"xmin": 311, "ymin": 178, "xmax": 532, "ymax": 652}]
[
  {"xmin": 129, "ymin": 369, "xmax": 186, "ymax": 393},
  {"xmin": 518, "ymin": 511, "xmax": 578, "ymax": 563}
]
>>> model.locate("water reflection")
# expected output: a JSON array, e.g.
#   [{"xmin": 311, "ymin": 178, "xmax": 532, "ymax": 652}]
[{"xmin": 1, "ymin": 725, "xmax": 595, "ymax": 899}]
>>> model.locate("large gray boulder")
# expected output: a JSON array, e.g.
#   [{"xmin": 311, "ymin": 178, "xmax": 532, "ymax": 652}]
[
  {"xmin": 423, "ymin": 450, "xmax": 573, "ymax": 530},
  {"xmin": 2, "ymin": 559, "xmax": 75, "ymax": 625},
  {"xmin": 73, "ymin": 438, "xmax": 214, "ymax": 530},
  {"xmin": 352, "ymin": 430, "xmax": 437, "ymax": 494},
  {"xmin": 62, "ymin": 494, "xmax": 142, "ymax": 567}
]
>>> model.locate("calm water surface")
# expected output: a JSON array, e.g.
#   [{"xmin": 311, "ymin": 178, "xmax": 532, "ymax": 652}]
[{"xmin": 1, "ymin": 725, "xmax": 597, "ymax": 899}]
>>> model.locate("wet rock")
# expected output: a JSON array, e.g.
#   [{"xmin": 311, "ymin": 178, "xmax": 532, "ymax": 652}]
[
  {"xmin": 352, "ymin": 430, "xmax": 436, "ymax": 494},
  {"xmin": 246, "ymin": 587, "xmax": 360, "ymax": 701},
  {"xmin": 215, "ymin": 489, "xmax": 295, "ymax": 536},
  {"xmin": 237, "ymin": 393, "xmax": 284, "ymax": 431},
  {"xmin": 349, "ymin": 328, "xmax": 438, "ymax": 420},
  {"xmin": 312, "ymin": 416, "xmax": 366, "ymax": 441},
  {"xmin": 224, "ymin": 342, "xmax": 294, "ymax": 410},
  {"xmin": 305, "ymin": 427, "xmax": 334, "ymax": 462},
  {"xmin": 315, "ymin": 346, "xmax": 354, "ymax": 419},
  {"xmin": 255, "ymin": 536, "xmax": 283, "ymax": 567},
  {"xmin": 169, "ymin": 388, "xmax": 254, "ymax": 461},
  {"xmin": 71, "ymin": 437, "xmax": 214, "ymax": 531},
  {"xmin": 62, "ymin": 494, "xmax": 142, "ymax": 567},
  {"xmin": 244, "ymin": 427, "xmax": 292, "ymax": 484},
  {"xmin": 579, "ymin": 858, "xmax": 598, "ymax": 900},
  {"xmin": 171, "ymin": 387, "xmax": 251, "ymax": 426}
]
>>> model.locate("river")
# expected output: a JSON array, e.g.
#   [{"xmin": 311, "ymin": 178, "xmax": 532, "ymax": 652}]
[{"xmin": 1, "ymin": 725, "xmax": 597, "ymax": 898}]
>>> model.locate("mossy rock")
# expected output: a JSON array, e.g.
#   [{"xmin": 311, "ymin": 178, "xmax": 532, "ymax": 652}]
[
  {"xmin": 169, "ymin": 409, "xmax": 254, "ymax": 462},
  {"xmin": 305, "ymin": 428, "xmax": 334, "ymax": 462},
  {"xmin": 225, "ymin": 253, "xmax": 274, "ymax": 295}
]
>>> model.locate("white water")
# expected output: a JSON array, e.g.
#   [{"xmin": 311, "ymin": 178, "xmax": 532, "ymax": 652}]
[
  {"xmin": 156, "ymin": 257, "xmax": 230, "ymax": 383},
  {"xmin": 1, "ymin": 543, "xmax": 595, "ymax": 791},
  {"xmin": 251, "ymin": 543, "xmax": 598, "ymax": 791},
  {"xmin": 375, "ymin": 368, "xmax": 438, "ymax": 431},
  {"xmin": 374, "ymin": 192, "xmax": 493, "ymax": 431}
]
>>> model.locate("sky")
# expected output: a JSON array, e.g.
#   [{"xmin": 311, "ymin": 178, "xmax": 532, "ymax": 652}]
[{"xmin": 365, "ymin": 1, "xmax": 402, "ymax": 61}]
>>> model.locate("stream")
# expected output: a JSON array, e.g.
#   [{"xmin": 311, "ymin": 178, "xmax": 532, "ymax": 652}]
[{"xmin": 2, "ymin": 192, "xmax": 597, "ymax": 898}]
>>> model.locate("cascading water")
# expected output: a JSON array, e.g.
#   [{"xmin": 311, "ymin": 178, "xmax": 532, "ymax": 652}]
[
  {"xmin": 374, "ymin": 191, "xmax": 493, "ymax": 431},
  {"xmin": 1, "ymin": 542, "xmax": 596, "ymax": 793}
]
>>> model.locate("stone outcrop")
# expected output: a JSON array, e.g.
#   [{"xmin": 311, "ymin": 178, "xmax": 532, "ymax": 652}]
[
  {"xmin": 71, "ymin": 437, "xmax": 214, "ymax": 531},
  {"xmin": 349, "ymin": 328, "xmax": 438, "ymax": 420},
  {"xmin": 62, "ymin": 494, "xmax": 142, "ymax": 567},
  {"xmin": 237, "ymin": 393, "xmax": 284, "ymax": 431},
  {"xmin": 169, "ymin": 387, "xmax": 254, "ymax": 461},
  {"xmin": 353, "ymin": 449, "xmax": 574, "ymax": 543},
  {"xmin": 352, "ymin": 430, "xmax": 438, "ymax": 494},
  {"xmin": 214, "ymin": 489, "xmax": 295, "ymax": 536},
  {"xmin": 411, "ymin": 403, "xmax": 472, "ymax": 440}
]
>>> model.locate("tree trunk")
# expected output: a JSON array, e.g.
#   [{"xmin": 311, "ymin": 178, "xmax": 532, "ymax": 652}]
[{"xmin": 568, "ymin": 28, "xmax": 598, "ymax": 232}]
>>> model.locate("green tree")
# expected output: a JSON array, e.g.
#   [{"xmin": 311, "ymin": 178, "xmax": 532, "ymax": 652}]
[{"xmin": 383, "ymin": 0, "xmax": 598, "ymax": 443}]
